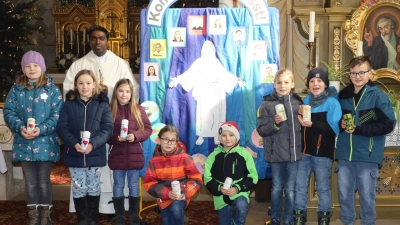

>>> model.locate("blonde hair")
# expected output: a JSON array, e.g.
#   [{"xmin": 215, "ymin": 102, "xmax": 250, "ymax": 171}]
[
  {"xmin": 110, "ymin": 79, "xmax": 144, "ymax": 130},
  {"xmin": 69, "ymin": 69, "xmax": 101, "ymax": 100},
  {"xmin": 17, "ymin": 71, "xmax": 48, "ymax": 90},
  {"xmin": 274, "ymin": 68, "xmax": 295, "ymax": 84}
]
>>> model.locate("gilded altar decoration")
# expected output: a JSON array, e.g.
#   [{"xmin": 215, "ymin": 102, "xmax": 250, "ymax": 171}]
[{"xmin": 380, "ymin": 160, "xmax": 400, "ymax": 193}]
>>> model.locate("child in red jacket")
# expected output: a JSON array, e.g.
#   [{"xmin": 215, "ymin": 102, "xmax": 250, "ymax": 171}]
[{"xmin": 143, "ymin": 125, "xmax": 203, "ymax": 225}]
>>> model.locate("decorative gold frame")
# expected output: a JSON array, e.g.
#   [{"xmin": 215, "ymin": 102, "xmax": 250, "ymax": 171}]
[{"xmin": 343, "ymin": 0, "xmax": 400, "ymax": 80}]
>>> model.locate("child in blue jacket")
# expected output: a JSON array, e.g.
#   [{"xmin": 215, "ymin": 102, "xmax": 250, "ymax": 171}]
[
  {"xmin": 336, "ymin": 56, "xmax": 395, "ymax": 225},
  {"xmin": 56, "ymin": 69, "xmax": 113, "ymax": 225},
  {"xmin": 294, "ymin": 67, "xmax": 342, "ymax": 225},
  {"xmin": 3, "ymin": 51, "xmax": 62, "ymax": 224}
]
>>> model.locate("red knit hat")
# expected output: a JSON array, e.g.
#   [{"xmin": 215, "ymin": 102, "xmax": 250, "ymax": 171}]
[{"xmin": 219, "ymin": 121, "xmax": 240, "ymax": 142}]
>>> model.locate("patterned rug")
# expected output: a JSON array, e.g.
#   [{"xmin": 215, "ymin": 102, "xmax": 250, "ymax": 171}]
[{"xmin": 0, "ymin": 200, "xmax": 218, "ymax": 225}]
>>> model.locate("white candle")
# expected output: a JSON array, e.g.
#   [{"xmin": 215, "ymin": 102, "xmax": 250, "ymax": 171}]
[
  {"xmin": 309, "ymin": 11, "xmax": 315, "ymax": 42},
  {"xmin": 356, "ymin": 41, "xmax": 363, "ymax": 56},
  {"xmin": 70, "ymin": 28, "xmax": 73, "ymax": 42},
  {"xmin": 83, "ymin": 28, "xmax": 86, "ymax": 43},
  {"xmin": 57, "ymin": 29, "xmax": 60, "ymax": 43}
]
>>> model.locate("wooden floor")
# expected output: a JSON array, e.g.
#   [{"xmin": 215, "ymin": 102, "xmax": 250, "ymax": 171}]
[{"xmin": 10, "ymin": 185, "xmax": 400, "ymax": 225}]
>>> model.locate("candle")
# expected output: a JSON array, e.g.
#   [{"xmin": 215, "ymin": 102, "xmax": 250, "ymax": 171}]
[
  {"xmin": 309, "ymin": 11, "xmax": 315, "ymax": 42},
  {"xmin": 57, "ymin": 29, "xmax": 60, "ymax": 43},
  {"xmin": 83, "ymin": 28, "xmax": 86, "ymax": 43},
  {"xmin": 87, "ymin": 34, "xmax": 89, "ymax": 42},
  {"xmin": 356, "ymin": 41, "xmax": 363, "ymax": 56},
  {"xmin": 70, "ymin": 28, "xmax": 73, "ymax": 42}
]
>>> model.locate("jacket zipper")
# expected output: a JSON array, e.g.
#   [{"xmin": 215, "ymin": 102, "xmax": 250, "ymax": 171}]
[{"xmin": 79, "ymin": 98, "xmax": 91, "ymax": 167}]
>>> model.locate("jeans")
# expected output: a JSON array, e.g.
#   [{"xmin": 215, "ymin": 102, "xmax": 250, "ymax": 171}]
[
  {"xmin": 113, "ymin": 169, "xmax": 139, "ymax": 197},
  {"xmin": 270, "ymin": 161, "xmax": 299, "ymax": 223},
  {"xmin": 21, "ymin": 161, "xmax": 52, "ymax": 204},
  {"xmin": 294, "ymin": 154, "xmax": 332, "ymax": 212},
  {"xmin": 337, "ymin": 160, "xmax": 378, "ymax": 225},
  {"xmin": 69, "ymin": 167, "xmax": 102, "ymax": 198},
  {"xmin": 160, "ymin": 200, "xmax": 186, "ymax": 225},
  {"xmin": 217, "ymin": 196, "xmax": 249, "ymax": 225}
]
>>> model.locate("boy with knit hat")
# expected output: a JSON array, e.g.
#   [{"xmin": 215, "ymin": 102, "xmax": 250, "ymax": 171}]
[
  {"xmin": 293, "ymin": 67, "xmax": 342, "ymax": 225},
  {"xmin": 336, "ymin": 56, "xmax": 395, "ymax": 225},
  {"xmin": 204, "ymin": 121, "xmax": 258, "ymax": 225}
]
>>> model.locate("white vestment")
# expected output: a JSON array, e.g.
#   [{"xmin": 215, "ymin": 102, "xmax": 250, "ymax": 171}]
[
  {"xmin": 176, "ymin": 41, "xmax": 238, "ymax": 137},
  {"xmin": 64, "ymin": 50, "xmax": 139, "ymax": 213}
]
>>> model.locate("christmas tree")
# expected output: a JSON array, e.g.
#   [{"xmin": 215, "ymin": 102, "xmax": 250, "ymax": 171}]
[{"xmin": 0, "ymin": 0, "xmax": 45, "ymax": 102}]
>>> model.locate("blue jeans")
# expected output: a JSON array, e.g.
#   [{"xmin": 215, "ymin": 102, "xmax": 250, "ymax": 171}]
[
  {"xmin": 69, "ymin": 167, "xmax": 102, "ymax": 198},
  {"xmin": 160, "ymin": 200, "xmax": 186, "ymax": 225},
  {"xmin": 294, "ymin": 154, "xmax": 332, "ymax": 212},
  {"xmin": 217, "ymin": 196, "xmax": 249, "ymax": 225},
  {"xmin": 113, "ymin": 169, "xmax": 139, "ymax": 197},
  {"xmin": 21, "ymin": 161, "xmax": 53, "ymax": 204},
  {"xmin": 270, "ymin": 161, "xmax": 298, "ymax": 223},
  {"xmin": 337, "ymin": 160, "xmax": 378, "ymax": 225}
]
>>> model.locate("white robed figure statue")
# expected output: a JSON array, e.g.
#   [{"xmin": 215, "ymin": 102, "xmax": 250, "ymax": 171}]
[{"xmin": 169, "ymin": 40, "xmax": 245, "ymax": 145}]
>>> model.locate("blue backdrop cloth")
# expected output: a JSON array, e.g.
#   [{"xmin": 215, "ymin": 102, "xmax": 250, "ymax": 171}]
[{"xmin": 138, "ymin": 7, "xmax": 279, "ymax": 179}]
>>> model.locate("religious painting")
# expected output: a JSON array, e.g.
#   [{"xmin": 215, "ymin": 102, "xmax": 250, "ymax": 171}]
[
  {"xmin": 344, "ymin": 0, "xmax": 400, "ymax": 80},
  {"xmin": 362, "ymin": 6, "xmax": 400, "ymax": 70}
]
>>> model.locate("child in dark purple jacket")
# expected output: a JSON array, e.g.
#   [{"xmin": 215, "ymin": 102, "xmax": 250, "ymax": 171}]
[{"xmin": 107, "ymin": 78, "xmax": 152, "ymax": 224}]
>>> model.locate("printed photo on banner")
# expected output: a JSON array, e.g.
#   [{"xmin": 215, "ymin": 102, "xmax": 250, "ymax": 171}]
[
  {"xmin": 150, "ymin": 39, "xmax": 167, "ymax": 58},
  {"xmin": 170, "ymin": 27, "xmax": 186, "ymax": 47},
  {"xmin": 209, "ymin": 15, "xmax": 227, "ymax": 35},
  {"xmin": 233, "ymin": 27, "xmax": 246, "ymax": 45},
  {"xmin": 260, "ymin": 64, "xmax": 278, "ymax": 84},
  {"xmin": 249, "ymin": 40, "xmax": 267, "ymax": 60},
  {"xmin": 189, "ymin": 16, "xmax": 206, "ymax": 35},
  {"xmin": 143, "ymin": 62, "xmax": 160, "ymax": 82}
]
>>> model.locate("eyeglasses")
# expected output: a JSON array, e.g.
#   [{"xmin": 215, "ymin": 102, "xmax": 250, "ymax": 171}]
[
  {"xmin": 160, "ymin": 138, "xmax": 177, "ymax": 144},
  {"xmin": 349, "ymin": 70, "xmax": 370, "ymax": 78}
]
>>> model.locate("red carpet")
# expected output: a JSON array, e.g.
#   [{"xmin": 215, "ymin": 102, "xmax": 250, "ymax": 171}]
[
  {"xmin": 50, "ymin": 150, "xmax": 71, "ymax": 185},
  {"xmin": 0, "ymin": 200, "xmax": 218, "ymax": 224}
]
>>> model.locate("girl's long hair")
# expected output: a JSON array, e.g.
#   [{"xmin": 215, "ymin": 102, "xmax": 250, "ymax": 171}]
[
  {"xmin": 68, "ymin": 69, "xmax": 101, "ymax": 100},
  {"xmin": 110, "ymin": 79, "xmax": 144, "ymax": 130},
  {"xmin": 17, "ymin": 71, "xmax": 48, "ymax": 90}
]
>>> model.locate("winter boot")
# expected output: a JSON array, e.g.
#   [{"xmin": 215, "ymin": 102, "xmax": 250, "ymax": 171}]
[
  {"xmin": 112, "ymin": 197, "xmax": 126, "ymax": 225},
  {"xmin": 27, "ymin": 204, "xmax": 40, "ymax": 225},
  {"xmin": 128, "ymin": 196, "xmax": 141, "ymax": 225},
  {"xmin": 293, "ymin": 210, "xmax": 305, "ymax": 225},
  {"xmin": 73, "ymin": 197, "xmax": 87, "ymax": 225},
  {"xmin": 318, "ymin": 211, "xmax": 331, "ymax": 225},
  {"xmin": 86, "ymin": 195, "xmax": 100, "ymax": 225},
  {"xmin": 39, "ymin": 205, "xmax": 52, "ymax": 225}
]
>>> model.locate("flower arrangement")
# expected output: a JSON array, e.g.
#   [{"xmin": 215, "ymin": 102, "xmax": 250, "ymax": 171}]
[
  {"xmin": 320, "ymin": 61, "xmax": 349, "ymax": 87},
  {"xmin": 56, "ymin": 52, "xmax": 79, "ymax": 71}
]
